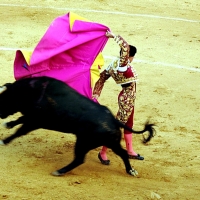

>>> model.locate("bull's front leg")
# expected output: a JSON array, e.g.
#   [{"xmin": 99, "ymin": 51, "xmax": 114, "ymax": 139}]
[
  {"xmin": 0, "ymin": 123, "xmax": 36, "ymax": 145},
  {"xmin": 3, "ymin": 116, "xmax": 25, "ymax": 129},
  {"xmin": 111, "ymin": 143, "xmax": 138, "ymax": 176}
]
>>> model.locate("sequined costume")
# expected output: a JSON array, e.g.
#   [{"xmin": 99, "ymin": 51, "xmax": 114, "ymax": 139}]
[{"xmin": 93, "ymin": 35, "xmax": 137, "ymax": 125}]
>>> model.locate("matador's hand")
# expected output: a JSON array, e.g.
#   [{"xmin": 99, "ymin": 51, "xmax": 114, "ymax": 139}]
[
  {"xmin": 106, "ymin": 30, "xmax": 115, "ymax": 38},
  {"xmin": 92, "ymin": 94, "xmax": 99, "ymax": 100}
]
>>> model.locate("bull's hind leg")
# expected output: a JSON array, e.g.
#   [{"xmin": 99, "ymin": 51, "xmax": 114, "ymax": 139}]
[
  {"xmin": 110, "ymin": 143, "xmax": 138, "ymax": 176},
  {"xmin": 52, "ymin": 136, "xmax": 90, "ymax": 176}
]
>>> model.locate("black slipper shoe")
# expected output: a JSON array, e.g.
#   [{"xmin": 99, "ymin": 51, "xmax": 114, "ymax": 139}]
[
  {"xmin": 128, "ymin": 154, "xmax": 144, "ymax": 160},
  {"xmin": 98, "ymin": 152, "xmax": 110, "ymax": 165}
]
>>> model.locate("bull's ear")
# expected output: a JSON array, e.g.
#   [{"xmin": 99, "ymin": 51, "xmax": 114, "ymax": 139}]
[{"xmin": 0, "ymin": 86, "xmax": 7, "ymax": 94}]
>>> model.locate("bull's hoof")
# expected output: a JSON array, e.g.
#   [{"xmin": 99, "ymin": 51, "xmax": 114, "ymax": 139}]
[
  {"xmin": 0, "ymin": 140, "xmax": 5, "ymax": 145},
  {"xmin": 51, "ymin": 170, "xmax": 65, "ymax": 176},
  {"xmin": 128, "ymin": 169, "xmax": 138, "ymax": 176}
]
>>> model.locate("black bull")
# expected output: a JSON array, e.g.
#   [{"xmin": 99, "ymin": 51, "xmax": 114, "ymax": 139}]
[{"xmin": 0, "ymin": 76, "xmax": 155, "ymax": 176}]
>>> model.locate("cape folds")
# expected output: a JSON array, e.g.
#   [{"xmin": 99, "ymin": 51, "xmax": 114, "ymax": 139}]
[{"xmin": 14, "ymin": 12, "xmax": 109, "ymax": 99}]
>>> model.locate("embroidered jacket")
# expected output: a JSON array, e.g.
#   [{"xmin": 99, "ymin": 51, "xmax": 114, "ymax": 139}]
[{"xmin": 93, "ymin": 35, "xmax": 137, "ymax": 97}]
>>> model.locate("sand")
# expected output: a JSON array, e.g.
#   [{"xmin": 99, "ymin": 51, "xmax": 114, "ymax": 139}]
[{"xmin": 0, "ymin": 0, "xmax": 199, "ymax": 199}]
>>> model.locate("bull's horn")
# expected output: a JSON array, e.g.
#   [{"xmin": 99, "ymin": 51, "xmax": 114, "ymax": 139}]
[{"xmin": 0, "ymin": 86, "xmax": 7, "ymax": 94}]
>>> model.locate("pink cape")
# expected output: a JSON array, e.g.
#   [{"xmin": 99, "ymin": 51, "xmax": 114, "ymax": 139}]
[{"xmin": 14, "ymin": 12, "xmax": 109, "ymax": 99}]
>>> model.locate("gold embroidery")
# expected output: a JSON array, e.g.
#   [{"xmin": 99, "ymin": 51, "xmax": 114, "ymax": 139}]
[
  {"xmin": 107, "ymin": 66, "xmax": 137, "ymax": 85},
  {"xmin": 116, "ymin": 83, "xmax": 136, "ymax": 124}
]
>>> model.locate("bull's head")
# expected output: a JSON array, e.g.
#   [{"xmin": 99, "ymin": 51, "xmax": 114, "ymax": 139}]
[
  {"xmin": 0, "ymin": 78, "xmax": 52, "ymax": 119},
  {"xmin": 0, "ymin": 83, "xmax": 18, "ymax": 119}
]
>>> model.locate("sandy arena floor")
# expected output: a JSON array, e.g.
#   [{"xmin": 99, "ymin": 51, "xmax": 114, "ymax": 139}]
[{"xmin": 0, "ymin": 1, "xmax": 200, "ymax": 199}]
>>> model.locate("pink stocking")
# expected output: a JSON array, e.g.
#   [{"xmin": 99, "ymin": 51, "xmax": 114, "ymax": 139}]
[
  {"xmin": 100, "ymin": 146, "xmax": 108, "ymax": 160},
  {"xmin": 124, "ymin": 133, "xmax": 137, "ymax": 156},
  {"xmin": 124, "ymin": 107, "xmax": 137, "ymax": 156}
]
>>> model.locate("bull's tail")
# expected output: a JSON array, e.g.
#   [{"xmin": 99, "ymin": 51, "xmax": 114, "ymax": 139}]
[{"xmin": 117, "ymin": 120, "xmax": 156, "ymax": 143}]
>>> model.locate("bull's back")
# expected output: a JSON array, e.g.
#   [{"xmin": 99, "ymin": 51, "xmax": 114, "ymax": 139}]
[
  {"xmin": 46, "ymin": 78, "xmax": 99, "ymax": 115},
  {"xmin": 27, "ymin": 77, "xmax": 104, "ymax": 120}
]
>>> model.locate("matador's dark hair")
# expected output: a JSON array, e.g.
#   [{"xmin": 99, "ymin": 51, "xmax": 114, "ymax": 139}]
[
  {"xmin": 129, "ymin": 45, "xmax": 137, "ymax": 57},
  {"xmin": 120, "ymin": 45, "xmax": 137, "ymax": 57}
]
